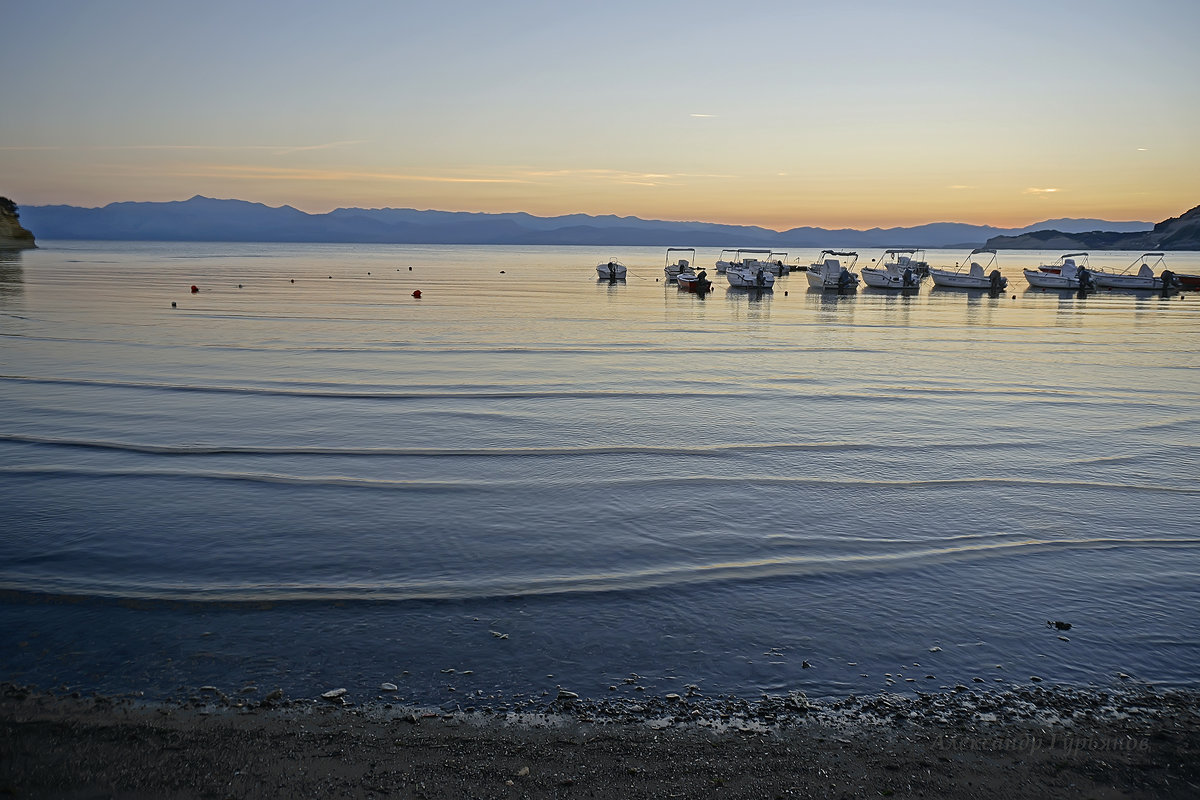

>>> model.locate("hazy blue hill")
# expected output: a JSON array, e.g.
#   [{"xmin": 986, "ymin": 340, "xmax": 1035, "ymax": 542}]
[
  {"xmin": 19, "ymin": 195, "xmax": 1165, "ymax": 248},
  {"xmin": 985, "ymin": 205, "xmax": 1200, "ymax": 250}
]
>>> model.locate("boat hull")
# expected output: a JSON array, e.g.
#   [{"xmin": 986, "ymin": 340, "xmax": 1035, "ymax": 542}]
[
  {"xmin": 1024, "ymin": 268, "xmax": 1077, "ymax": 289},
  {"xmin": 596, "ymin": 263, "xmax": 627, "ymax": 280},
  {"xmin": 1092, "ymin": 272, "xmax": 1161, "ymax": 290},
  {"xmin": 726, "ymin": 268, "xmax": 775, "ymax": 289},
  {"xmin": 806, "ymin": 265, "xmax": 858, "ymax": 290},
  {"xmin": 928, "ymin": 268, "xmax": 1004, "ymax": 289},
  {"xmin": 861, "ymin": 267, "xmax": 920, "ymax": 289}
]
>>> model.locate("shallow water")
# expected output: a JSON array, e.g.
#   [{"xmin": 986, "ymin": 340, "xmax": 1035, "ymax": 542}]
[{"xmin": 1, "ymin": 242, "xmax": 1197, "ymax": 703}]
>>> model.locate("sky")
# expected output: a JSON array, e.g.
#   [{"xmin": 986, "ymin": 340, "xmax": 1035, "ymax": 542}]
[{"xmin": 2, "ymin": 0, "xmax": 1198, "ymax": 229}]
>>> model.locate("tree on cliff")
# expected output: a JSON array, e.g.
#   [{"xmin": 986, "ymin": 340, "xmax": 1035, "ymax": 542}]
[{"xmin": 0, "ymin": 196, "xmax": 37, "ymax": 248}]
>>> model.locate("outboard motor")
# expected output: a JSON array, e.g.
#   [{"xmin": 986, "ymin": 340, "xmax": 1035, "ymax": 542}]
[
  {"xmin": 756, "ymin": 268, "xmax": 765, "ymax": 288},
  {"xmin": 988, "ymin": 269, "xmax": 1006, "ymax": 297},
  {"xmin": 837, "ymin": 268, "xmax": 854, "ymax": 291},
  {"xmin": 1076, "ymin": 266, "xmax": 1094, "ymax": 298},
  {"xmin": 607, "ymin": 262, "xmax": 618, "ymax": 283},
  {"xmin": 1160, "ymin": 269, "xmax": 1176, "ymax": 298},
  {"xmin": 902, "ymin": 267, "xmax": 915, "ymax": 289}
]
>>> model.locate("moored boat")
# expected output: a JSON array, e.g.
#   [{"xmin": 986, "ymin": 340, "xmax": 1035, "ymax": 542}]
[
  {"xmin": 860, "ymin": 248, "xmax": 928, "ymax": 290},
  {"xmin": 805, "ymin": 250, "xmax": 860, "ymax": 290},
  {"xmin": 596, "ymin": 259, "xmax": 627, "ymax": 280},
  {"xmin": 1023, "ymin": 253, "xmax": 1096, "ymax": 290},
  {"xmin": 663, "ymin": 247, "xmax": 696, "ymax": 282},
  {"xmin": 726, "ymin": 260, "xmax": 776, "ymax": 289},
  {"xmin": 765, "ymin": 252, "xmax": 790, "ymax": 277},
  {"xmin": 1091, "ymin": 252, "xmax": 1170, "ymax": 291},
  {"xmin": 677, "ymin": 266, "xmax": 712, "ymax": 293},
  {"xmin": 928, "ymin": 248, "xmax": 1007, "ymax": 291}
]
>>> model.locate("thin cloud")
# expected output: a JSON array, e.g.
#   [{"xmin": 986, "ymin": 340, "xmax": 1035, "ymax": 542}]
[
  {"xmin": 1024, "ymin": 187, "xmax": 1059, "ymax": 195},
  {"xmin": 109, "ymin": 163, "xmax": 527, "ymax": 184},
  {"xmin": 0, "ymin": 141, "xmax": 366, "ymax": 154},
  {"xmin": 690, "ymin": 113, "xmax": 716, "ymax": 118},
  {"xmin": 948, "ymin": 185, "xmax": 973, "ymax": 190}
]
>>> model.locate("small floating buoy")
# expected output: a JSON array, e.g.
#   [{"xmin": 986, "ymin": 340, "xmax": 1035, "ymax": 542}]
[
  {"xmin": 412, "ymin": 289, "xmax": 422, "ymax": 298},
  {"xmin": 784, "ymin": 291, "xmax": 788, "ymax": 296},
  {"xmin": 408, "ymin": 266, "xmax": 413, "ymax": 271},
  {"xmin": 171, "ymin": 301, "xmax": 176, "ymax": 308},
  {"xmin": 238, "ymin": 284, "xmax": 242, "ymax": 288},
  {"xmin": 367, "ymin": 272, "xmax": 371, "ymax": 275},
  {"xmin": 1011, "ymin": 295, "xmax": 1016, "ymax": 299},
  {"xmin": 500, "ymin": 270, "xmax": 505, "ymax": 274},
  {"xmin": 290, "ymin": 279, "xmax": 294, "ymax": 283},
  {"xmin": 190, "ymin": 285, "xmax": 198, "ymax": 293}
]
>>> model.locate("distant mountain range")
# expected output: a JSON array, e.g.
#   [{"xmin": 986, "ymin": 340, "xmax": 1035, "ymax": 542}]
[{"xmin": 16, "ymin": 195, "xmax": 1170, "ymax": 249}]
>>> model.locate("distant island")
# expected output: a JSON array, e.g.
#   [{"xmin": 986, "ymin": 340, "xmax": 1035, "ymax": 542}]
[
  {"xmin": 985, "ymin": 204, "xmax": 1200, "ymax": 250},
  {"xmin": 0, "ymin": 197, "xmax": 37, "ymax": 249},
  {"xmin": 15, "ymin": 195, "xmax": 1175, "ymax": 249}
]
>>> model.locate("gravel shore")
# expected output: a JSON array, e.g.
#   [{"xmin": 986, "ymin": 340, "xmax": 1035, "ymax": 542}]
[{"xmin": 2, "ymin": 682, "xmax": 1198, "ymax": 798}]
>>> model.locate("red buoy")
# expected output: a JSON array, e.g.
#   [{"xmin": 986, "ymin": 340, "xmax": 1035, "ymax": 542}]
[
  {"xmin": 190, "ymin": 285, "xmax": 199, "ymax": 293},
  {"xmin": 412, "ymin": 290, "xmax": 422, "ymax": 298}
]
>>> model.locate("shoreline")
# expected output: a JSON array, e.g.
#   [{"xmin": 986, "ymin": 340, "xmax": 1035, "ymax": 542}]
[{"xmin": 3, "ymin": 683, "xmax": 1197, "ymax": 798}]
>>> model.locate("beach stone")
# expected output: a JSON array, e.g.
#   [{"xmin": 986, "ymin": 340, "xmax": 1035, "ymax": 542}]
[
  {"xmin": 380, "ymin": 683, "xmax": 398, "ymax": 692},
  {"xmin": 321, "ymin": 688, "xmax": 347, "ymax": 700},
  {"xmin": 264, "ymin": 689, "xmax": 283, "ymax": 702},
  {"xmin": 556, "ymin": 689, "xmax": 578, "ymax": 702}
]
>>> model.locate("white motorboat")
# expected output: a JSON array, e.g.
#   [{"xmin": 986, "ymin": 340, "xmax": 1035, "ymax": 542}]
[
  {"xmin": 928, "ymin": 248, "xmax": 1007, "ymax": 290},
  {"xmin": 715, "ymin": 248, "xmax": 773, "ymax": 277},
  {"xmin": 1023, "ymin": 253, "xmax": 1097, "ymax": 290},
  {"xmin": 1091, "ymin": 252, "xmax": 1168, "ymax": 290},
  {"xmin": 663, "ymin": 247, "xmax": 696, "ymax": 282},
  {"xmin": 714, "ymin": 249, "xmax": 737, "ymax": 274},
  {"xmin": 596, "ymin": 259, "xmax": 627, "ymax": 280},
  {"xmin": 765, "ymin": 252, "xmax": 790, "ymax": 276},
  {"xmin": 726, "ymin": 260, "xmax": 776, "ymax": 289},
  {"xmin": 805, "ymin": 250, "xmax": 860, "ymax": 290},
  {"xmin": 860, "ymin": 248, "xmax": 927, "ymax": 290}
]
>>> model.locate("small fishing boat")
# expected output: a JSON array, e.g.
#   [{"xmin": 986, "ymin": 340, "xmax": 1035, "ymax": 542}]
[
  {"xmin": 861, "ymin": 248, "xmax": 928, "ymax": 289},
  {"xmin": 663, "ymin": 248, "xmax": 696, "ymax": 282},
  {"xmin": 677, "ymin": 267, "xmax": 712, "ymax": 293},
  {"xmin": 1023, "ymin": 253, "xmax": 1096, "ymax": 290},
  {"xmin": 715, "ymin": 248, "xmax": 773, "ymax": 278},
  {"xmin": 596, "ymin": 259, "xmax": 627, "ymax": 280},
  {"xmin": 714, "ymin": 249, "xmax": 737, "ymax": 274},
  {"xmin": 805, "ymin": 250, "xmax": 860, "ymax": 290},
  {"xmin": 928, "ymin": 248, "xmax": 1007, "ymax": 290},
  {"xmin": 765, "ymin": 252, "xmax": 790, "ymax": 276},
  {"xmin": 1091, "ymin": 252, "xmax": 1169, "ymax": 290},
  {"xmin": 726, "ymin": 260, "xmax": 776, "ymax": 289}
]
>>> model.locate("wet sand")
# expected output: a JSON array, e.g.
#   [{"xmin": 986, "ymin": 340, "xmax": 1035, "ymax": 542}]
[{"xmin": 2, "ymin": 683, "xmax": 1198, "ymax": 798}]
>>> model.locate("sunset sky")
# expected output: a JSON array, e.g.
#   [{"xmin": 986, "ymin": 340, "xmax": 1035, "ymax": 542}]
[{"xmin": 2, "ymin": 0, "xmax": 1197, "ymax": 229}]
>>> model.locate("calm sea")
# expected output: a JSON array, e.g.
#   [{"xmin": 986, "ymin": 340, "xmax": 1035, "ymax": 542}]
[{"xmin": 1, "ymin": 241, "xmax": 1197, "ymax": 704}]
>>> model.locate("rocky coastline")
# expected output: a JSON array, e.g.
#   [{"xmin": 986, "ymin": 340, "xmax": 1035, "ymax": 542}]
[
  {"xmin": 986, "ymin": 204, "xmax": 1200, "ymax": 250},
  {"xmin": 0, "ymin": 197, "xmax": 36, "ymax": 250},
  {"xmin": 2, "ymin": 681, "xmax": 1196, "ymax": 798}
]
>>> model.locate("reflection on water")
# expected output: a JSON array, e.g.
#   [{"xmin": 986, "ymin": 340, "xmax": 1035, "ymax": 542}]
[{"xmin": 0, "ymin": 249, "xmax": 23, "ymax": 302}]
